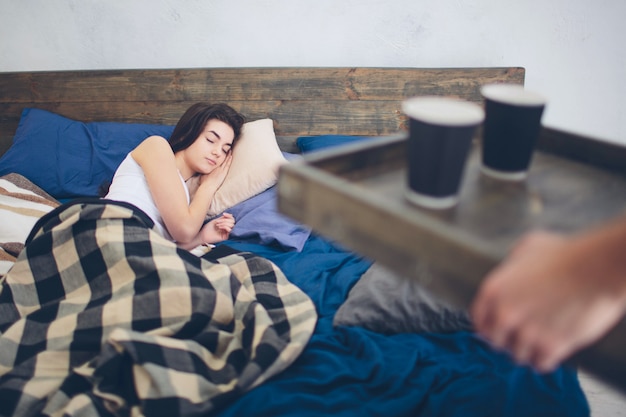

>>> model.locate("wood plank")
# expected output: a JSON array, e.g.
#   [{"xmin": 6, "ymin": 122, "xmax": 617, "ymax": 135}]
[
  {"xmin": 1, "ymin": 100, "xmax": 408, "ymax": 135},
  {"xmin": 0, "ymin": 67, "xmax": 525, "ymax": 158},
  {"xmin": 0, "ymin": 67, "xmax": 524, "ymax": 103}
]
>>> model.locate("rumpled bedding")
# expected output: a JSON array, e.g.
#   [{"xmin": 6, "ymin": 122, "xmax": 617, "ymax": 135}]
[
  {"xmin": 216, "ymin": 237, "xmax": 591, "ymax": 417},
  {"xmin": 0, "ymin": 173, "xmax": 59, "ymax": 276},
  {"xmin": 226, "ymin": 185, "xmax": 311, "ymax": 252},
  {"xmin": 0, "ymin": 176, "xmax": 591, "ymax": 417},
  {"xmin": 0, "ymin": 200, "xmax": 317, "ymax": 417}
]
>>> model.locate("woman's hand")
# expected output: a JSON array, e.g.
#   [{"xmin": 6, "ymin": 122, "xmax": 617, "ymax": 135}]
[
  {"xmin": 200, "ymin": 212, "xmax": 235, "ymax": 243},
  {"xmin": 199, "ymin": 152, "xmax": 233, "ymax": 190}
]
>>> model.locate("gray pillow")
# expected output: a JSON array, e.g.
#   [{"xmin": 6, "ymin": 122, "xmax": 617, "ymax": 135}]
[{"xmin": 333, "ymin": 263, "xmax": 473, "ymax": 334}]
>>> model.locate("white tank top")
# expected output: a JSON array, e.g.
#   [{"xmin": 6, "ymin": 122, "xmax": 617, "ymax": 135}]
[{"xmin": 105, "ymin": 153, "xmax": 190, "ymax": 241}]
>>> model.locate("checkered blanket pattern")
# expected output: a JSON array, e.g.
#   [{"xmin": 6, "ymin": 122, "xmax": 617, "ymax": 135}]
[{"xmin": 0, "ymin": 200, "xmax": 317, "ymax": 417}]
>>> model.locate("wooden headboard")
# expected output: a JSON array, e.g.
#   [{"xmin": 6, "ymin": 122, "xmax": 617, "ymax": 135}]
[{"xmin": 0, "ymin": 67, "xmax": 524, "ymax": 156}]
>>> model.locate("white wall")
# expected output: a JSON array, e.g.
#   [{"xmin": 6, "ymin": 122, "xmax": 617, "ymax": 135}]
[{"xmin": 1, "ymin": 0, "xmax": 624, "ymax": 144}]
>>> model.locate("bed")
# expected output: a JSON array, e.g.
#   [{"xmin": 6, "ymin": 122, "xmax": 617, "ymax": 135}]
[{"xmin": 0, "ymin": 67, "xmax": 589, "ymax": 416}]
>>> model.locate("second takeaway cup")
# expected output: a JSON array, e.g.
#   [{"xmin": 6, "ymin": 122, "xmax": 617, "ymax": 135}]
[
  {"xmin": 480, "ymin": 84, "xmax": 546, "ymax": 181},
  {"xmin": 402, "ymin": 96, "xmax": 485, "ymax": 210}
]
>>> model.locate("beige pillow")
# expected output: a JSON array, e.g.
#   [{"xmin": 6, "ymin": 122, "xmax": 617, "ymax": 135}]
[{"xmin": 196, "ymin": 118, "xmax": 287, "ymax": 216}]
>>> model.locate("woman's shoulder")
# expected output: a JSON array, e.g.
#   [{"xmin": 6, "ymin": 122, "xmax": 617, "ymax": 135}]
[
  {"xmin": 132, "ymin": 135, "xmax": 172, "ymax": 160},
  {"xmin": 136, "ymin": 135, "xmax": 170, "ymax": 149}
]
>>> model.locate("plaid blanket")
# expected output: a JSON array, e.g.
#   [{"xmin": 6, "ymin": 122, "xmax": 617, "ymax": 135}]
[{"xmin": 0, "ymin": 200, "xmax": 317, "ymax": 417}]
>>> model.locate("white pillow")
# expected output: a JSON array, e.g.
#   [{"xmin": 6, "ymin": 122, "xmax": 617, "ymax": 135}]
[{"xmin": 202, "ymin": 118, "xmax": 287, "ymax": 216}]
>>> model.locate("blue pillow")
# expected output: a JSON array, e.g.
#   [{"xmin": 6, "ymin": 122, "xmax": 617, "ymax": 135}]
[
  {"xmin": 0, "ymin": 108, "xmax": 174, "ymax": 198},
  {"xmin": 296, "ymin": 134, "xmax": 376, "ymax": 153}
]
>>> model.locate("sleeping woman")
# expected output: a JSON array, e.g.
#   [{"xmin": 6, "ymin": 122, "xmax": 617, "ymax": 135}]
[
  {"xmin": 0, "ymin": 102, "xmax": 318, "ymax": 417},
  {"xmin": 104, "ymin": 102, "xmax": 245, "ymax": 249}
]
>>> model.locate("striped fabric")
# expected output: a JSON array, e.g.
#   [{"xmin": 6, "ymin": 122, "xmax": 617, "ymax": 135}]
[
  {"xmin": 0, "ymin": 173, "xmax": 60, "ymax": 277},
  {"xmin": 0, "ymin": 200, "xmax": 317, "ymax": 416}
]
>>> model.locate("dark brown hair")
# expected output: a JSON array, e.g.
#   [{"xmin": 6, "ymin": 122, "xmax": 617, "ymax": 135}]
[
  {"xmin": 169, "ymin": 102, "xmax": 245, "ymax": 153},
  {"xmin": 99, "ymin": 103, "xmax": 245, "ymax": 197}
]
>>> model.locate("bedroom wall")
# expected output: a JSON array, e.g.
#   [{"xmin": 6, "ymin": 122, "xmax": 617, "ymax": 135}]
[{"xmin": 1, "ymin": 0, "xmax": 624, "ymax": 145}]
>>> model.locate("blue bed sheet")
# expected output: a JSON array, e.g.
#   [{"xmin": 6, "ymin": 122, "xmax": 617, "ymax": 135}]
[{"xmin": 216, "ymin": 234, "xmax": 590, "ymax": 417}]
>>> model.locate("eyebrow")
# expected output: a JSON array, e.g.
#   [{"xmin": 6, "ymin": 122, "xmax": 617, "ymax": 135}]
[
  {"xmin": 209, "ymin": 130, "xmax": 222, "ymax": 140},
  {"xmin": 207, "ymin": 129, "xmax": 233, "ymax": 148}
]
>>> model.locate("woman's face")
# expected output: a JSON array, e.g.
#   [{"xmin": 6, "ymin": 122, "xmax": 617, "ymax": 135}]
[{"xmin": 185, "ymin": 119, "xmax": 235, "ymax": 174}]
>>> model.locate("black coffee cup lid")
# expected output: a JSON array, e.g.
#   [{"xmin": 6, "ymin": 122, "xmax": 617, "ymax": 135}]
[
  {"xmin": 481, "ymin": 84, "xmax": 546, "ymax": 107},
  {"xmin": 402, "ymin": 96, "xmax": 484, "ymax": 127}
]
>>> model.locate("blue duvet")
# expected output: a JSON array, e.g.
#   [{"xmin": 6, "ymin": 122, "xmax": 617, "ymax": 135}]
[{"xmin": 216, "ymin": 234, "xmax": 589, "ymax": 417}]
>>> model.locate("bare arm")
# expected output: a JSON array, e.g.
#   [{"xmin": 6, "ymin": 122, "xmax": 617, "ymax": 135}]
[
  {"xmin": 177, "ymin": 213, "xmax": 235, "ymax": 250},
  {"xmin": 132, "ymin": 136, "xmax": 227, "ymax": 243},
  {"xmin": 471, "ymin": 218, "xmax": 626, "ymax": 371}
]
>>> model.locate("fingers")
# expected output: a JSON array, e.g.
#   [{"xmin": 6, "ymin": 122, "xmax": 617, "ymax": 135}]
[
  {"xmin": 471, "ymin": 277, "xmax": 537, "ymax": 367},
  {"xmin": 475, "ymin": 302, "xmax": 521, "ymax": 355},
  {"xmin": 472, "ymin": 294, "xmax": 567, "ymax": 372},
  {"xmin": 214, "ymin": 220, "xmax": 233, "ymax": 230},
  {"xmin": 216, "ymin": 224, "xmax": 233, "ymax": 233},
  {"xmin": 509, "ymin": 328, "xmax": 567, "ymax": 372},
  {"xmin": 218, "ymin": 153, "xmax": 233, "ymax": 172},
  {"xmin": 532, "ymin": 348, "xmax": 560, "ymax": 373},
  {"xmin": 214, "ymin": 212, "xmax": 235, "ymax": 232},
  {"xmin": 218, "ymin": 212, "xmax": 234, "ymax": 225},
  {"xmin": 471, "ymin": 268, "xmax": 508, "ymax": 340},
  {"xmin": 471, "ymin": 230, "xmax": 579, "ymax": 372},
  {"xmin": 507, "ymin": 324, "xmax": 543, "ymax": 369},
  {"xmin": 224, "ymin": 153, "xmax": 233, "ymax": 167},
  {"xmin": 475, "ymin": 309, "xmax": 545, "ymax": 370}
]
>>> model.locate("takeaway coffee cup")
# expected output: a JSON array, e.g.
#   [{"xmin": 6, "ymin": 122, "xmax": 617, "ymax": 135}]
[
  {"xmin": 402, "ymin": 96, "xmax": 484, "ymax": 209},
  {"xmin": 480, "ymin": 84, "xmax": 546, "ymax": 180}
]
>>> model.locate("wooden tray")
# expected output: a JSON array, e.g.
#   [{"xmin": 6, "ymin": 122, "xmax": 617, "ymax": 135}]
[{"xmin": 277, "ymin": 127, "xmax": 626, "ymax": 391}]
